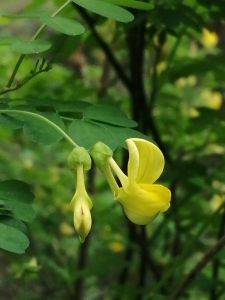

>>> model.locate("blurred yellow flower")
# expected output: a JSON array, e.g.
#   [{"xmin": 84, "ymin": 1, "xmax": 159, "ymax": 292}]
[
  {"xmin": 60, "ymin": 222, "xmax": 74, "ymax": 236},
  {"xmin": 108, "ymin": 241, "xmax": 124, "ymax": 252},
  {"xmin": 181, "ymin": 103, "xmax": 199, "ymax": 118},
  {"xmin": 175, "ymin": 75, "xmax": 197, "ymax": 88},
  {"xmin": 204, "ymin": 144, "xmax": 224, "ymax": 155},
  {"xmin": 200, "ymin": 89, "xmax": 222, "ymax": 110},
  {"xmin": 156, "ymin": 62, "xmax": 167, "ymax": 74},
  {"xmin": 210, "ymin": 194, "xmax": 223, "ymax": 211},
  {"xmin": 108, "ymin": 139, "xmax": 171, "ymax": 225},
  {"xmin": 201, "ymin": 28, "xmax": 218, "ymax": 48},
  {"xmin": 210, "ymin": 181, "xmax": 225, "ymax": 212},
  {"xmin": 189, "ymin": 107, "xmax": 200, "ymax": 118}
]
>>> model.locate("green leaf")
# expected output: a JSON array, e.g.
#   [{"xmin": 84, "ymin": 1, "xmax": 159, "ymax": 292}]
[
  {"xmin": 0, "ymin": 36, "xmax": 21, "ymax": 46},
  {"xmin": 102, "ymin": 0, "xmax": 154, "ymax": 10},
  {"xmin": 0, "ymin": 199, "xmax": 14, "ymax": 211},
  {"xmin": 40, "ymin": 14, "xmax": 85, "ymax": 36},
  {"xmin": 0, "ymin": 223, "xmax": 29, "ymax": 254},
  {"xmin": 0, "ymin": 181, "xmax": 36, "ymax": 223},
  {"xmin": 10, "ymin": 201, "xmax": 36, "ymax": 222},
  {"xmin": 69, "ymin": 119, "xmax": 117, "ymax": 150},
  {"xmin": 55, "ymin": 100, "xmax": 92, "ymax": 112},
  {"xmin": 97, "ymin": 123, "xmax": 151, "ymax": 148},
  {"xmin": 23, "ymin": 112, "xmax": 65, "ymax": 145},
  {"xmin": 84, "ymin": 104, "xmax": 137, "ymax": 127},
  {"xmin": 0, "ymin": 216, "xmax": 28, "ymax": 236},
  {"xmin": 11, "ymin": 40, "xmax": 52, "ymax": 54},
  {"xmin": 0, "ymin": 112, "xmax": 24, "ymax": 130},
  {"xmin": 0, "ymin": 180, "xmax": 34, "ymax": 204},
  {"xmin": 73, "ymin": 0, "xmax": 134, "ymax": 23}
]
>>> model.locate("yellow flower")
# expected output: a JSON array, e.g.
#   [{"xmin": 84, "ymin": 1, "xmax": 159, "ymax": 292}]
[
  {"xmin": 107, "ymin": 139, "xmax": 171, "ymax": 225},
  {"xmin": 70, "ymin": 164, "xmax": 92, "ymax": 242},
  {"xmin": 201, "ymin": 28, "xmax": 218, "ymax": 48}
]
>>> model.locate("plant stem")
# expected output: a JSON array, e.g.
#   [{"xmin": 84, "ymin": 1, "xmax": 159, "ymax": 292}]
[
  {"xmin": 210, "ymin": 210, "xmax": 225, "ymax": 300},
  {"xmin": 171, "ymin": 234, "xmax": 225, "ymax": 299},
  {"xmin": 0, "ymin": 109, "xmax": 78, "ymax": 148},
  {"xmin": 6, "ymin": 55, "xmax": 26, "ymax": 88},
  {"xmin": 4, "ymin": 0, "xmax": 72, "ymax": 90},
  {"xmin": 146, "ymin": 202, "xmax": 225, "ymax": 298},
  {"xmin": 2, "ymin": 66, "xmax": 51, "ymax": 95}
]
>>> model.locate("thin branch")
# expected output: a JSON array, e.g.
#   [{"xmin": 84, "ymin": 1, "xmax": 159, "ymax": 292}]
[
  {"xmin": 2, "ymin": 0, "xmax": 71, "ymax": 92},
  {"xmin": 148, "ymin": 44, "xmax": 162, "ymax": 110},
  {"xmin": 149, "ymin": 202, "xmax": 225, "ymax": 296},
  {"xmin": 171, "ymin": 235, "xmax": 225, "ymax": 300},
  {"xmin": 113, "ymin": 221, "xmax": 136, "ymax": 300},
  {"xmin": 73, "ymin": 4, "xmax": 132, "ymax": 93},
  {"xmin": 210, "ymin": 211, "xmax": 225, "ymax": 300},
  {"xmin": 1, "ymin": 65, "xmax": 52, "ymax": 96}
]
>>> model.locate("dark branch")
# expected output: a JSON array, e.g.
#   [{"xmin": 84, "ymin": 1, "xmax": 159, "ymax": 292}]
[
  {"xmin": 171, "ymin": 235, "xmax": 225, "ymax": 300},
  {"xmin": 73, "ymin": 4, "xmax": 132, "ymax": 92}
]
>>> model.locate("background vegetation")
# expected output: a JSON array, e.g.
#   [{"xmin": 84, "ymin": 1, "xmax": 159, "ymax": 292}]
[{"xmin": 0, "ymin": 0, "xmax": 225, "ymax": 299}]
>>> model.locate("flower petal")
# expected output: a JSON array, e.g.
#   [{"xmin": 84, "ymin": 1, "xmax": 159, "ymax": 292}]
[
  {"xmin": 139, "ymin": 183, "xmax": 171, "ymax": 212},
  {"xmin": 123, "ymin": 208, "xmax": 158, "ymax": 225},
  {"xmin": 131, "ymin": 138, "xmax": 165, "ymax": 184},
  {"xmin": 116, "ymin": 183, "xmax": 171, "ymax": 225},
  {"xmin": 126, "ymin": 139, "xmax": 139, "ymax": 184}
]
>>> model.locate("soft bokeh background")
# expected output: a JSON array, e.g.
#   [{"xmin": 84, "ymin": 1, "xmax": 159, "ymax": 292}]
[{"xmin": 0, "ymin": 0, "xmax": 225, "ymax": 299}]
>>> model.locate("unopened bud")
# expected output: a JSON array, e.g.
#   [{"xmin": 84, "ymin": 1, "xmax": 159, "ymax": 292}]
[
  {"xmin": 90, "ymin": 142, "xmax": 113, "ymax": 170},
  {"xmin": 68, "ymin": 147, "xmax": 91, "ymax": 172}
]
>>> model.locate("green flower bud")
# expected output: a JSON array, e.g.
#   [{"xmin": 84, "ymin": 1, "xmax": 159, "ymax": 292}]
[
  {"xmin": 68, "ymin": 147, "xmax": 91, "ymax": 172},
  {"xmin": 90, "ymin": 142, "xmax": 113, "ymax": 170}
]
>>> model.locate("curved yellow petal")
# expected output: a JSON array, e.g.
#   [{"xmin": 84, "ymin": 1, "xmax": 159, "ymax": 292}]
[
  {"xmin": 126, "ymin": 139, "xmax": 139, "ymax": 184},
  {"xmin": 123, "ymin": 208, "xmax": 158, "ymax": 225},
  {"xmin": 116, "ymin": 183, "xmax": 171, "ymax": 225},
  {"xmin": 130, "ymin": 138, "xmax": 165, "ymax": 184},
  {"xmin": 139, "ymin": 183, "xmax": 171, "ymax": 212}
]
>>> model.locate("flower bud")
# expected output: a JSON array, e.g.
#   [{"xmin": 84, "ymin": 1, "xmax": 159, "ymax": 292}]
[
  {"xmin": 90, "ymin": 142, "xmax": 113, "ymax": 170},
  {"xmin": 70, "ymin": 164, "xmax": 92, "ymax": 242},
  {"xmin": 71, "ymin": 195, "xmax": 92, "ymax": 243},
  {"xmin": 68, "ymin": 147, "xmax": 91, "ymax": 172}
]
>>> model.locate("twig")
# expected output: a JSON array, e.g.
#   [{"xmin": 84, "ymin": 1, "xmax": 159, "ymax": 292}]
[
  {"xmin": 210, "ymin": 211, "xmax": 225, "ymax": 300},
  {"xmin": 136, "ymin": 226, "xmax": 147, "ymax": 300},
  {"xmin": 149, "ymin": 202, "xmax": 225, "ymax": 296},
  {"xmin": 170, "ymin": 235, "xmax": 225, "ymax": 300},
  {"xmin": 1, "ymin": 64, "xmax": 52, "ymax": 96},
  {"xmin": 113, "ymin": 221, "xmax": 136, "ymax": 300},
  {"xmin": 2, "ymin": 0, "xmax": 71, "ymax": 93},
  {"xmin": 73, "ymin": 4, "xmax": 132, "ymax": 93},
  {"xmin": 148, "ymin": 44, "xmax": 162, "ymax": 110}
]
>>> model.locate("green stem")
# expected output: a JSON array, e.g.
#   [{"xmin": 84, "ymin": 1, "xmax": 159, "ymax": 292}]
[
  {"xmin": 2, "ymin": 67, "xmax": 50, "ymax": 96},
  {"xmin": 146, "ymin": 202, "xmax": 225, "ymax": 298},
  {"xmin": 6, "ymin": 55, "xmax": 26, "ymax": 88},
  {"xmin": 108, "ymin": 157, "xmax": 128, "ymax": 188},
  {"xmin": 102, "ymin": 164, "xmax": 119, "ymax": 197},
  {"xmin": 76, "ymin": 164, "xmax": 86, "ymax": 193},
  {"xmin": 0, "ymin": 109, "xmax": 78, "ymax": 148},
  {"xmin": 4, "ymin": 0, "xmax": 72, "ymax": 90}
]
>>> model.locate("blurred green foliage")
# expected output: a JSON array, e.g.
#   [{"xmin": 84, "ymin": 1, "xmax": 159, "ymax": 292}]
[{"xmin": 0, "ymin": 0, "xmax": 225, "ymax": 299}]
